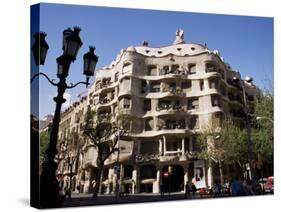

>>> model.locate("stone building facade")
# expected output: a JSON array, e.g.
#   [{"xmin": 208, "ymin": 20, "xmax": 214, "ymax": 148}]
[{"xmin": 56, "ymin": 30, "xmax": 260, "ymax": 195}]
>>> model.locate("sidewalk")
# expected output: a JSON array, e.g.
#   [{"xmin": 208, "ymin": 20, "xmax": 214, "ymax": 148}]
[{"xmin": 62, "ymin": 192, "xmax": 211, "ymax": 207}]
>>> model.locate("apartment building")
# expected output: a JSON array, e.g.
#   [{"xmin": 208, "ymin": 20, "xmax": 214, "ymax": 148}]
[{"xmin": 56, "ymin": 30, "xmax": 260, "ymax": 195}]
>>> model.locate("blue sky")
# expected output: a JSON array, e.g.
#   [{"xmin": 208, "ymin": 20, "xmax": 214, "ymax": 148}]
[{"xmin": 32, "ymin": 3, "xmax": 273, "ymax": 119}]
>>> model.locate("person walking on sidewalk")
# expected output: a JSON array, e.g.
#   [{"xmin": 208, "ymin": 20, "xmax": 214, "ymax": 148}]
[
  {"xmin": 191, "ymin": 183, "xmax": 197, "ymax": 198},
  {"xmin": 185, "ymin": 182, "xmax": 190, "ymax": 199}
]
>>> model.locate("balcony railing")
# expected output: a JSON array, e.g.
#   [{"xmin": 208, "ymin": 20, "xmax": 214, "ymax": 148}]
[
  {"xmin": 135, "ymin": 153, "xmax": 160, "ymax": 163},
  {"xmin": 157, "ymin": 120, "xmax": 186, "ymax": 130},
  {"xmin": 159, "ymin": 67, "xmax": 188, "ymax": 76},
  {"xmin": 156, "ymin": 102, "xmax": 186, "ymax": 112},
  {"xmin": 99, "ymin": 97, "xmax": 114, "ymax": 105},
  {"xmin": 166, "ymin": 88, "xmax": 186, "ymax": 96}
]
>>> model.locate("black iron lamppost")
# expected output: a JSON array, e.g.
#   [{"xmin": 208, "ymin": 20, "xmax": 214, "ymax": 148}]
[
  {"xmin": 232, "ymin": 76, "xmax": 256, "ymax": 190},
  {"xmin": 68, "ymin": 154, "xmax": 75, "ymax": 199},
  {"xmin": 113, "ymin": 129, "xmax": 121, "ymax": 199},
  {"xmin": 32, "ymin": 32, "xmax": 49, "ymax": 66},
  {"xmin": 31, "ymin": 27, "xmax": 98, "ymax": 208}
]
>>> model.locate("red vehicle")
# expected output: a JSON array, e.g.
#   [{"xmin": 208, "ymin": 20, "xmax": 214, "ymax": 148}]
[{"xmin": 264, "ymin": 176, "xmax": 274, "ymax": 194}]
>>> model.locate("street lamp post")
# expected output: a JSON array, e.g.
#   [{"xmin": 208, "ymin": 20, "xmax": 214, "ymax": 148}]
[
  {"xmin": 31, "ymin": 27, "xmax": 98, "ymax": 208},
  {"xmin": 114, "ymin": 129, "xmax": 121, "ymax": 199},
  {"xmin": 68, "ymin": 155, "xmax": 74, "ymax": 199},
  {"xmin": 232, "ymin": 76, "xmax": 256, "ymax": 190}
]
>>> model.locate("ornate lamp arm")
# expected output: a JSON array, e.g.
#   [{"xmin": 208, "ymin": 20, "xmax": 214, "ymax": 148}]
[
  {"xmin": 67, "ymin": 81, "xmax": 89, "ymax": 89},
  {"xmin": 31, "ymin": 72, "xmax": 59, "ymax": 86}
]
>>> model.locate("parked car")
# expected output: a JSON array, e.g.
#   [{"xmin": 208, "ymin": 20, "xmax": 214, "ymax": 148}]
[{"xmin": 264, "ymin": 176, "xmax": 274, "ymax": 194}]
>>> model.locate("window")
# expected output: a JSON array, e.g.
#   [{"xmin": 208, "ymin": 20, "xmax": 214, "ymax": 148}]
[
  {"xmin": 166, "ymin": 119, "xmax": 177, "ymax": 129},
  {"xmin": 95, "ymin": 80, "xmax": 101, "ymax": 90},
  {"xmin": 171, "ymin": 64, "xmax": 179, "ymax": 73},
  {"xmin": 145, "ymin": 118, "xmax": 153, "ymax": 131},
  {"xmin": 161, "ymin": 65, "xmax": 169, "ymax": 75},
  {"xmin": 169, "ymin": 82, "xmax": 176, "ymax": 92},
  {"xmin": 150, "ymin": 82, "xmax": 160, "ymax": 92},
  {"xmin": 200, "ymin": 80, "xmax": 204, "ymax": 91},
  {"xmin": 211, "ymin": 95, "xmax": 221, "ymax": 107},
  {"xmin": 141, "ymin": 80, "xmax": 147, "ymax": 94},
  {"xmin": 189, "ymin": 116, "xmax": 199, "ymax": 129},
  {"xmin": 123, "ymin": 97, "xmax": 131, "ymax": 108},
  {"xmin": 166, "ymin": 140, "xmax": 181, "ymax": 151},
  {"xmin": 182, "ymin": 80, "xmax": 192, "ymax": 91},
  {"xmin": 188, "ymin": 64, "xmax": 196, "ymax": 74},
  {"xmin": 121, "ymin": 77, "xmax": 130, "ymax": 89},
  {"xmin": 140, "ymin": 165, "xmax": 157, "ymax": 179},
  {"xmin": 114, "ymin": 72, "xmax": 119, "ymax": 82},
  {"xmin": 209, "ymin": 78, "xmax": 218, "ymax": 89},
  {"xmin": 188, "ymin": 98, "xmax": 199, "ymax": 110},
  {"xmin": 206, "ymin": 62, "xmax": 217, "ymax": 73},
  {"xmin": 147, "ymin": 65, "xmax": 157, "ymax": 76},
  {"xmin": 93, "ymin": 95, "xmax": 99, "ymax": 105},
  {"xmin": 123, "ymin": 165, "xmax": 133, "ymax": 179},
  {"xmin": 144, "ymin": 99, "xmax": 151, "ymax": 112},
  {"xmin": 141, "ymin": 142, "xmax": 159, "ymax": 155},
  {"xmin": 192, "ymin": 136, "xmax": 200, "ymax": 152},
  {"xmin": 122, "ymin": 62, "xmax": 132, "ymax": 74}
]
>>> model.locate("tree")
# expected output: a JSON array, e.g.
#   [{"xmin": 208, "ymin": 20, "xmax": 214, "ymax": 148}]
[
  {"xmin": 251, "ymin": 91, "xmax": 273, "ymax": 174},
  {"xmin": 197, "ymin": 117, "xmax": 247, "ymax": 184},
  {"xmin": 40, "ymin": 126, "xmax": 51, "ymax": 162},
  {"xmin": 82, "ymin": 106, "xmax": 133, "ymax": 198}
]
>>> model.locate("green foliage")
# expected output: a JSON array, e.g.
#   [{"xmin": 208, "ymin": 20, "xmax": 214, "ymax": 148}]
[
  {"xmin": 82, "ymin": 106, "xmax": 134, "ymax": 198},
  {"xmin": 197, "ymin": 117, "xmax": 247, "ymax": 165},
  {"xmin": 252, "ymin": 93, "xmax": 273, "ymax": 163},
  {"xmin": 39, "ymin": 128, "xmax": 51, "ymax": 160},
  {"xmin": 82, "ymin": 106, "xmax": 133, "ymax": 163}
]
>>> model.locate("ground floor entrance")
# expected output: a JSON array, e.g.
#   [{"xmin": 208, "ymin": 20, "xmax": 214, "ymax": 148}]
[{"xmin": 162, "ymin": 165, "xmax": 184, "ymax": 192}]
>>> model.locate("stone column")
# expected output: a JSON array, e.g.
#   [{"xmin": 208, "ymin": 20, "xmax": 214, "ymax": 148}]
[
  {"xmin": 154, "ymin": 167, "xmax": 161, "ymax": 193},
  {"xmin": 120, "ymin": 164, "xmax": 124, "ymax": 192},
  {"xmin": 184, "ymin": 165, "xmax": 189, "ymax": 192},
  {"xmin": 182, "ymin": 138, "xmax": 185, "ymax": 155},
  {"xmin": 207, "ymin": 163, "xmax": 214, "ymax": 188},
  {"xmin": 189, "ymin": 137, "xmax": 193, "ymax": 153},
  {"xmin": 163, "ymin": 136, "xmax": 166, "ymax": 155},
  {"xmin": 132, "ymin": 165, "xmax": 139, "ymax": 194},
  {"xmin": 205, "ymin": 78, "xmax": 209, "ymax": 91},
  {"xmin": 159, "ymin": 138, "xmax": 163, "ymax": 155}
]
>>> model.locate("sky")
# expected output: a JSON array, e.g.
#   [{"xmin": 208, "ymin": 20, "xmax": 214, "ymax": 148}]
[{"xmin": 31, "ymin": 3, "xmax": 274, "ymax": 119}]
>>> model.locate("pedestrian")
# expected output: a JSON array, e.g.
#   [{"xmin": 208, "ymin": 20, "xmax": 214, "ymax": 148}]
[
  {"xmin": 59, "ymin": 188, "xmax": 65, "ymax": 202},
  {"xmin": 185, "ymin": 182, "xmax": 190, "ymax": 199},
  {"xmin": 244, "ymin": 179, "xmax": 254, "ymax": 195},
  {"xmin": 191, "ymin": 183, "xmax": 197, "ymax": 198},
  {"xmin": 230, "ymin": 177, "xmax": 246, "ymax": 196},
  {"xmin": 91, "ymin": 180, "xmax": 96, "ymax": 190},
  {"xmin": 160, "ymin": 184, "xmax": 165, "ymax": 199},
  {"xmin": 214, "ymin": 181, "xmax": 221, "ymax": 197}
]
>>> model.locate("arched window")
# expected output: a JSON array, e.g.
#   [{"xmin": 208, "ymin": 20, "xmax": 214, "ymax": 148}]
[{"xmin": 122, "ymin": 62, "xmax": 133, "ymax": 74}]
